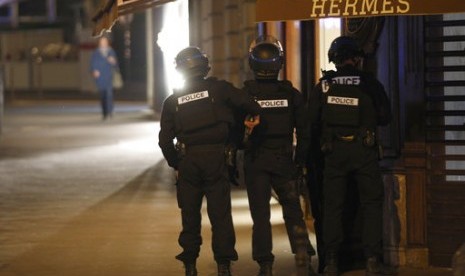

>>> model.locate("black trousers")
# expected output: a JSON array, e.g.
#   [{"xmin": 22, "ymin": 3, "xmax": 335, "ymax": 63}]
[
  {"xmin": 322, "ymin": 141, "xmax": 384, "ymax": 258},
  {"xmin": 244, "ymin": 150, "xmax": 315, "ymax": 263},
  {"xmin": 307, "ymin": 152, "xmax": 325, "ymax": 272},
  {"xmin": 176, "ymin": 145, "xmax": 238, "ymax": 264},
  {"xmin": 98, "ymin": 87, "xmax": 113, "ymax": 118}
]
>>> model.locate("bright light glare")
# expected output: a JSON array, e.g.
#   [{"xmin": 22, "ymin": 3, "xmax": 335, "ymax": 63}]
[
  {"xmin": 322, "ymin": 18, "xmax": 341, "ymax": 29},
  {"xmin": 318, "ymin": 18, "xmax": 341, "ymax": 75},
  {"xmin": 158, "ymin": 0, "xmax": 189, "ymax": 91}
]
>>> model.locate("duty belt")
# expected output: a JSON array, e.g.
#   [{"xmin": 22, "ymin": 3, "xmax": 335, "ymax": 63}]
[
  {"xmin": 334, "ymin": 130, "xmax": 376, "ymax": 147},
  {"xmin": 184, "ymin": 143, "xmax": 225, "ymax": 153},
  {"xmin": 252, "ymin": 144, "xmax": 293, "ymax": 156},
  {"xmin": 336, "ymin": 135, "xmax": 356, "ymax": 142}
]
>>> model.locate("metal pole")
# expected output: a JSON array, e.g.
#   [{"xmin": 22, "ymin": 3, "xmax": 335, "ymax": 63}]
[
  {"xmin": 0, "ymin": 66, "xmax": 4, "ymax": 135},
  {"xmin": 145, "ymin": 9, "xmax": 154, "ymax": 109},
  {"xmin": 145, "ymin": 9, "xmax": 155, "ymax": 108},
  {"xmin": 37, "ymin": 61, "xmax": 43, "ymax": 99},
  {"xmin": 46, "ymin": 0, "xmax": 57, "ymax": 23},
  {"xmin": 9, "ymin": 62, "xmax": 15, "ymax": 101},
  {"xmin": 9, "ymin": 2, "xmax": 19, "ymax": 28}
]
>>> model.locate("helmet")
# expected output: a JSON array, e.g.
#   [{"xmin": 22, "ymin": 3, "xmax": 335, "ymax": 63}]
[
  {"xmin": 249, "ymin": 35, "xmax": 284, "ymax": 80},
  {"xmin": 328, "ymin": 36, "xmax": 363, "ymax": 65},
  {"xmin": 175, "ymin": 47, "xmax": 210, "ymax": 79}
]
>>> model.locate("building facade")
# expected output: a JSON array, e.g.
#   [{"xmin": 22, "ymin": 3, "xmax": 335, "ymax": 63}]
[{"xmin": 188, "ymin": 0, "xmax": 465, "ymax": 268}]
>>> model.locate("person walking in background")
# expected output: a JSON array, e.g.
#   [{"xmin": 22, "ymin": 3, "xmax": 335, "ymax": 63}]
[{"xmin": 90, "ymin": 36, "xmax": 119, "ymax": 120}]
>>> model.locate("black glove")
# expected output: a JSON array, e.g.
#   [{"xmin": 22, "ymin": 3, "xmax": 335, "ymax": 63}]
[
  {"xmin": 321, "ymin": 142, "xmax": 333, "ymax": 154},
  {"xmin": 225, "ymin": 145, "xmax": 239, "ymax": 186},
  {"xmin": 228, "ymin": 166, "xmax": 239, "ymax": 186},
  {"xmin": 295, "ymin": 164, "xmax": 308, "ymax": 196}
]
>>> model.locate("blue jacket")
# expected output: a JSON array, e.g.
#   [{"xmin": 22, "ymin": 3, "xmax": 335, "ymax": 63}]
[{"xmin": 90, "ymin": 48, "xmax": 117, "ymax": 90}]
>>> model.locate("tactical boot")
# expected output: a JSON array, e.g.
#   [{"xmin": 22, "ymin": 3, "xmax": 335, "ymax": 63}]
[
  {"xmin": 323, "ymin": 253, "xmax": 339, "ymax": 276},
  {"xmin": 183, "ymin": 262, "xmax": 197, "ymax": 276},
  {"xmin": 294, "ymin": 228, "xmax": 309, "ymax": 269},
  {"xmin": 295, "ymin": 248, "xmax": 308, "ymax": 267},
  {"xmin": 217, "ymin": 262, "xmax": 232, "ymax": 276},
  {"xmin": 307, "ymin": 257, "xmax": 318, "ymax": 276},
  {"xmin": 257, "ymin": 262, "xmax": 273, "ymax": 276},
  {"xmin": 366, "ymin": 257, "xmax": 397, "ymax": 275}
]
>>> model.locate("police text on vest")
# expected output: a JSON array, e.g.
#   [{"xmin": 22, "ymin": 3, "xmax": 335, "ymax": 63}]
[
  {"xmin": 322, "ymin": 76, "xmax": 361, "ymax": 93},
  {"xmin": 178, "ymin": 91, "xmax": 209, "ymax": 105},
  {"xmin": 332, "ymin": 76, "xmax": 361, "ymax": 85},
  {"xmin": 327, "ymin": 96, "xmax": 359, "ymax": 106},
  {"xmin": 257, "ymin": 99, "xmax": 289, "ymax": 108}
]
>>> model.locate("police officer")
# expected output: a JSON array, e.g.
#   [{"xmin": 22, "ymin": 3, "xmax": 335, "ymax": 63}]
[
  {"xmin": 309, "ymin": 36, "xmax": 393, "ymax": 276},
  {"xmin": 158, "ymin": 47, "xmax": 261, "ymax": 276},
  {"xmin": 242, "ymin": 36, "xmax": 317, "ymax": 276}
]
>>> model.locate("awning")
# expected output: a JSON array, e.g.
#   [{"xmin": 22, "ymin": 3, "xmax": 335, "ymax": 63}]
[
  {"xmin": 92, "ymin": 0, "xmax": 118, "ymax": 36},
  {"xmin": 256, "ymin": 0, "xmax": 465, "ymax": 22},
  {"xmin": 92, "ymin": 0, "xmax": 175, "ymax": 36}
]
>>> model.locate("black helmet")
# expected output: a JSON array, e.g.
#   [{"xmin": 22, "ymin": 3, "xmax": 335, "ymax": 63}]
[
  {"xmin": 175, "ymin": 47, "xmax": 210, "ymax": 79},
  {"xmin": 249, "ymin": 35, "xmax": 284, "ymax": 80},
  {"xmin": 328, "ymin": 36, "xmax": 363, "ymax": 65}
]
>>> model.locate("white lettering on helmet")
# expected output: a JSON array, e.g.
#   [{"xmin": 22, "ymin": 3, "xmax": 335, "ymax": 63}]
[
  {"xmin": 331, "ymin": 76, "xmax": 361, "ymax": 85},
  {"xmin": 257, "ymin": 99, "xmax": 289, "ymax": 108},
  {"xmin": 327, "ymin": 96, "xmax": 359, "ymax": 106},
  {"xmin": 178, "ymin": 91, "xmax": 209, "ymax": 105}
]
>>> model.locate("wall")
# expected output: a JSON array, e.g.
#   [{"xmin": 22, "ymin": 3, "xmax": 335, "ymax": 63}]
[
  {"xmin": 0, "ymin": 67, "xmax": 3, "ymax": 135},
  {"xmin": 0, "ymin": 29, "xmax": 63, "ymax": 61},
  {"xmin": 0, "ymin": 28, "xmax": 93, "ymax": 93},
  {"xmin": 189, "ymin": 0, "xmax": 257, "ymax": 87}
]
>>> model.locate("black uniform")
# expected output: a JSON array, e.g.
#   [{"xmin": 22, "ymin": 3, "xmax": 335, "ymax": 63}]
[
  {"xmin": 309, "ymin": 65, "xmax": 391, "ymax": 259},
  {"xmin": 159, "ymin": 77, "xmax": 261, "ymax": 265},
  {"xmin": 306, "ymin": 113, "xmax": 326, "ymax": 272},
  {"xmin": 243, "ymin": 80, "xmax": 316, "ymax": 264}
]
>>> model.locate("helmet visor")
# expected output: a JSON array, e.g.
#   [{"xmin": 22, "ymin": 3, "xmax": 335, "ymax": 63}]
[{"xmin": 249, "ymin": 35, "xmax": 283, "ymax": 54}]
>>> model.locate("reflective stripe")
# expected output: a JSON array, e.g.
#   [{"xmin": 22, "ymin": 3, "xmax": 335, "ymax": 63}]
[
  {"xmin": 178, "ymin": 91, "xmax": 209, "ymax": 105},
  {"xmin": 257, "ymin": 99, "xmax": 289, "ymax": 108},
  {"xmin": 327, "ymin": 96, "xmax": 359, "ymax": 106}
]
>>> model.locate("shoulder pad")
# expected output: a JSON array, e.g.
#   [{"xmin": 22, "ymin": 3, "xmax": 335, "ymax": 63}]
[
  {"xmin": 278, "ymin": 80, "xmax": 298, "ymax": 94},
  {"xmin": 242, "ymin": 80, "xmax": 260, "ymax": 95},
  {"xmin": 165, "ymin": 93, "xmax": 177, "ymax": 105},
  {"xmin": 320, "ymin": 70, "xmax": 337, "ymax": 81},
  {"xmin": 206, "ymin": 77, "xmax": 218, "ymax": 82},
  {"xmin": 358, "ymin": 71, "xmax": 374, "ymax": 80},
  {"xmin": 206, "ymin": 77, "xmax": 229, "ymax": 91},
  {"xmin": 211, "ymin": 78, "xmax": 234, "ymax": 88},
  {"xmin": 244, "ymin": 80, "xmax": 255, "ymax": 86},
  {"xmin": 243, "ymin": 80, "xmax": 256, "ymax": 87},
  {"xmin": 278, "ymin": 80, "xmax": 293, "ymax": 88}
]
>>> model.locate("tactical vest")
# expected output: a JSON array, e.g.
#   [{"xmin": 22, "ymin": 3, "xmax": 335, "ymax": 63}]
[
  {"xmin": 247, "ymin": 82, "xmax": 294, "ymax": 137},
  {"xmin": 321, "ymin": 74, "xmax": 368, "ymax": 129},
  {"xmin": 175, "ymin": 88, "xmax": 219, "ymax": 133}
]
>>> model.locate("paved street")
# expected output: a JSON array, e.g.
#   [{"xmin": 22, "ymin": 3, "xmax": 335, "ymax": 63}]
[{"xmin": 0, "ymin": 101, "xmax": 452, "ymax": 276}]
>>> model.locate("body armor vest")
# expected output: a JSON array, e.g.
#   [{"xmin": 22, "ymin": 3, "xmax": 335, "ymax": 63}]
[
  {"xmin": 175, "ymin": 88, "xmax": 218, "ymax": 133},
  {"xmin": 247, "ymin": 81, "xmax": 294, "ymax": 137},
  {"xmin": 321, "ymin": 73, "xmax": 374, "ymax": 130}
]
